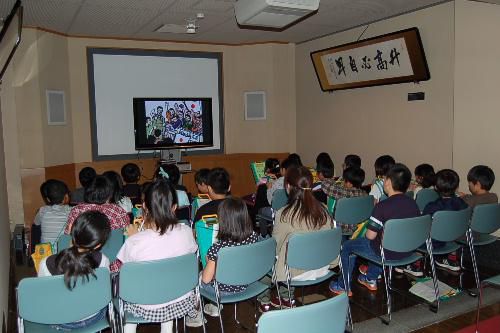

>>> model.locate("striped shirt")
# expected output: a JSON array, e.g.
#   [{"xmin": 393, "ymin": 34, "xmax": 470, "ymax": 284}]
[{"xmin": 34, "ymin": 205, "xmax": 72, "ymax": 244}]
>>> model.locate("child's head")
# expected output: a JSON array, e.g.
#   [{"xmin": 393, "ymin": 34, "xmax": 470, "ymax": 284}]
[
  {"xmin": 384, "ymin": 163, "xmax": 412, "ymax": 195},
  {"xmin": 217, "ymin": 197, "xmax": 253, "ymax": 243},
  {"xmin": 280, "ymin": 157, "xmax": 301, "ymax": 178},
  {"xmin": 121, "ymin": 163, "xmax": 141, "ymax": 184},
  {"xmin": 415, "ymin": 164, "xmax": 436, "ymax": 188},
  {"xmin": 207, "ymin": 168, "xmax": 231, "ymax": 198},
  {"xmin": 374, "ymin": 155, "xmax": 396, "ymax": 177},
  {"xmin": 343, "ymin": 167, "xmax": 365, "ymax": 189},
  {"xmin": 343, "ymin": 154, "xmax": 361, "ymax": 170},
  {"xmin": 195, "ymin": 168, "xmax": 210, "ymax": 194},
  {"xmin": 316, "ymin": 158, "xmax": 334, "ymax": 180},
  {"xmin": 467, "ymin": 165, "xmax": 495, "ymax": 194},
  {"xmin": 435, "ymin": 169, "xmax": 460, "ymax": 197},
  {"xmin": 264, "ymin": 158, "xmax": 280, "ymax": 176},
  {"xmin": 283, "ymin": 166, "xmax": 329, "ymax": 229},
  {"xmin": 40, "ymin": 179, "xmax": 69, "ymax": 205},
  {"xmin": 316, "ymin": 152, "xmax": 333, "ymax": 167},
  {"xmin": 56, "ymin": 211, "xmax": 111, "ymax": 289},
  {"xmin": 84, "ymin": 175, "xmax": 113, "ymax": 205},
  {"xmin": 143, "ymin": 179, "xmax": 178, "ymax": 235},
  {"xmin": 102, "ymin": 171, "xmax": 124, "ymax": 204},
  {"xmin": 79, "ymin": 167, "xmax": 97, "ymax": 188},
  {"xmin": 288, "ymin": 153, "xmax": 303, "ymax": 167},
  {"xmin": 156, "ymin": 164, "xmax": 181, "ymax": 185}
]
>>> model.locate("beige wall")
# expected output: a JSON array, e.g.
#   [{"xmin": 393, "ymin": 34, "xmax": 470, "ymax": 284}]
[
  {"xmin": 454, "ymin": 0, "xmax": 500, "ymax": 194},
  {"xmin": 295, "ymin": 2, "xmax": 455, "ymax": 181},
  {"xmin": 67, "ymin": 37, "xmax": 296, "ymax": 162}
]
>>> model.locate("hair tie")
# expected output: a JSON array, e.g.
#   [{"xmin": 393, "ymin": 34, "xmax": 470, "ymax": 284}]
[
  {"xmin": 299, "ymin": 186, "xmax": 312, "ymax": 191},
  {"xmin": 159, "ymin": 167, "xmax": 170, "ymax": 180}
]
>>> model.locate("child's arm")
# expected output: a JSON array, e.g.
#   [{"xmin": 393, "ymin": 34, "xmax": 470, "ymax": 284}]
[
  {"xmin": 365, "ymin": 229, "xmax": 377, "ymax": 240},
  {"xmin": 201, "ymin": 258, "xmax": 216, "ymax": 283}
]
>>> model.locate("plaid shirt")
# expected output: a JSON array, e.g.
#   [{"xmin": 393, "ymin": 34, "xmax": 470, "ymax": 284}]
[
  {"xmin": 64, "ymin": 203, "xmax": 129, "ymax": 234},
  {"xmin": 321, "ymin": 179, "xmax": 367, "ymax": 200}
]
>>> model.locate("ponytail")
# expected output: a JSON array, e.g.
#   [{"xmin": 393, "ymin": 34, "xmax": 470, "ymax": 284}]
[{"xmin": 55, "ymin": 247, "xmax": 99, "ymax": 290}]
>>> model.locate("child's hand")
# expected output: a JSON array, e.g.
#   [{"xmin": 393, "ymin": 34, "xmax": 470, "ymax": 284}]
[
  {"xmin": 125, "ymin": 224, "xmax": 139, "ymax": 236},
  {"xmin": 457, "ymin": 191, "xmax": 466, "ymax": 197},
  {"xmin": 266, "ymin": 181, "xmax": 273, "ymax": 189}
]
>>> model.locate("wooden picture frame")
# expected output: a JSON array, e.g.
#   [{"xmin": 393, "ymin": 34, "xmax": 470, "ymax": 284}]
[{"xmin": 310, "ymin": 27, "xmax": 430, "ymax": 91}]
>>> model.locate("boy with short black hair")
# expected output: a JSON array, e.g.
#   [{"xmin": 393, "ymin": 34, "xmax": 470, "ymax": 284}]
[
  {"xmin": 71, "ymin": 167, "xmax": 97, "ymax": 204},
  {"xmin": 329, "ymin": 163, "xmax": 420, "ymax": 295},
  {"xmin": 343, "ymin": 154, "xmax": 362, "ymax": 170},
  {"xmin": 121, "ymin": 163, "xmax": 141, "ymax": 204},
  {"xmin": 34, "ymin": 179, "xmax": 72, "ymax": 245},
  {"xmin": 194, "ymin": 168, "xmax": 210, "ymax": 195},
  {"xmin": 369, "ymin": 155, "xmax": 395, "ymax": 202},
  {"xmin": 461, "ymin": 165, "xmax": 498, "ymax": 207},
  {"xmin": 194, "ymin": 167, "xmax": 231, "ymax": 221},
  {"xmin": 313, "ymin": 158, "xmax": 335, "ymax": 204},
  {"xmin": 266, "ymin": 157, "xmax": 300, "ymax": 205}
]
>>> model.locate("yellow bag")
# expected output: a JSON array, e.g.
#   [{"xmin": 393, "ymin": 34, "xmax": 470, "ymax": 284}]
[
  {"xmin": 350, "ymin": 221, "xmax": 368, "ymax": 240},
  {"xmin": 31, "ymin": 243, "xmax": 53, "ymax": 273}
]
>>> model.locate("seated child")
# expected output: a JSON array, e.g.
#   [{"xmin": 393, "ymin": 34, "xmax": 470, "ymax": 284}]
[
  {"xmin": 34, "ymin": 179, "xmax": 72, "ymax": 245},
  {"xmin": 288, "ymin": 153, "xmax": 303, "ymax": 167},
  {"xmin": 329, "ymin": 163, "xmax": 420, "ymax": 295},
  {"xmin": 38, "ymin": 211, "xmax": 111, "ymax": 330},
  {"xmin": 70, "ymin": 167, "xmax": 96, "ymax": 204},
  {"xmin": 65, "ymin": 175, "xmax": 129, "ymax": 234},
  {"xmin": 369, "ymin": 155, "xmax": 395, "ymax": 203},
  {"xmin": 266, "ymin": 157, "xmax": 300, "ymax": 205},
  {"xmin": 199, "ymin": 197, "xmax": 259, "ymax": 317},
  {"xmin": 460, "ymin": 165, "xmax": 498, "ymax": 207},
  {"xmin": 343, "ymin": 154, "xmax": 361, "ymax": 170},
  {"xmin": 156, "ymin": 164, "xmax": 190, "ymax": 207},
  {"xmin": 254, "ymin": 158, "xmax": 281, "ymax": 210},
  {"xmin": 121, "ymin": 163, "xmax": 142, "ymax": 205},
  {"xmin": 117, "ymin": 179, "xmax": 198, "ymax": 333},
  {"xmin": 194, "ymin": 168, "xmax": 210, "ymax": 195},
  {"xmin": 411, "ymin": 163, "xmax": 436, "ymax": 196},
  {"xmin": 103, "ymin": 171, "xmax": 133, "ymax": 213},
  {"xmin": 322, "ymin": 167, "xmax": 367, "ymax": 233},
  {"xmin": 313, "ymin": 157, "xmax": 335, "ymax": 204},
  {"xmin": 194, "ymin": 168, "xmax": 231, "ymax": 222}
]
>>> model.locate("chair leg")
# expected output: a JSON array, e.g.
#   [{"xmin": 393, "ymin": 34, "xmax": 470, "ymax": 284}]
[
  {"xmin": 467, "ymin": 230, "xmax": 481, "ymax": 295},
  {"xmin": 475, "ymin": 282, "xmax": 486, "ymax": 333},
  {"xmin": 301, "ymin": 287, "xmax": 305, "ymax": 305},
  {"xmin": 382, "ymin": 265, "xmax": 392, "ymax": 324},
  {"xmin": 426, "ymin": 239, "xmax": 440, "ymax": 312},
  {"xmin": 338, "ymin": 254, "xmax": 353, "ymax": 332}
]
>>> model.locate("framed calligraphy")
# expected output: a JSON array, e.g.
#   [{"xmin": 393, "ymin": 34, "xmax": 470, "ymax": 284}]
[{"xmin": 310, "ymin": 28, "xmax": 430, "ymax": 91}]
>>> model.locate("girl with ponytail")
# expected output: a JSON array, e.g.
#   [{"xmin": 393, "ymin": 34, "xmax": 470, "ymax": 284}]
[
  {"xmin": 259, "ymin": 166, "xmax": 334, "ymax": 311},
  {"xmin": 38, "ymin": 210, "xmax": 111, "ymax": 329}
]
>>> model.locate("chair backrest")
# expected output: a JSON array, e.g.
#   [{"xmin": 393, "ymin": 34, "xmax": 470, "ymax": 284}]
[
  {"xmin": 258, "ymin": 293, "xmax": 348, "ymax": 333},
  {"xmin": 101, "ymin": 228, "xmax": 124, "ymax": 262},
  {"xmin": 416, "ymin": 188, "xmax": 440, "ymax": 212},
  {"xmin": 286, "ymin": 228, "xmax": 342, "ymax": 271},
  {"xmin": 272, "ymin": 189, "xmax": 288, "ymax": 211},
  {"xmin": 216, "ymin": 237, "xmax": 276, "ymax": 286},
  {"xmin": 334, "ymin": 195, "xmax": 374, "ymax": 225},
  {"xmin": 119, "ymin": 253, "xmax": 198, "ymax": 305},
  {"xmin": 470, "ymin": 203, "xmax": 500, "ymax": 234},
  {"xmin": 17, "ymin": 267, "xmax": 111, "ymax": 324},
  {"xmin": 382, "ymin": 215, "xmax": 432, "ymax": 253},
  {"xmin": 431, "ymin": 208, "xmax": 472, "ymax": 242},
  {"xmin": 57, "ymin": 234, "xmax": 71, "ymax": 253}
]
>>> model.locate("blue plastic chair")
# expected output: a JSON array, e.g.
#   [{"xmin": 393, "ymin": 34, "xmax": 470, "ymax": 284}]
[
  {"xmin": 56, "ymin": 234, "xmax": 72, "ymax": 253},
  {"xmin": 101, "ymin": 228, "xmax": 124, "ymax": 262},
  {"xmin": 117, "ymin": 253, "xmax": 203, "ymax": 332},
  {"xmin": 457, "ymin": 203, "xmax": 500, "ymax": 297},
  {"xmin": 17, "ymin": 267, "xmax": 114, "ymax": 333},
  {"xmin": 333, "ymin": 195, "xmax": 374, "ymax": 235},
  {"xmin": 283, "ymin": 228, "xmax": 352, "ymax": 329},
  {"xmin": 351, "ymin": 215, "xmax": 438, "ymax": 323},
  {"xmin": 415, "ymin": 188, "xmax": 440, "ymax": 212},
  {"xmin": 200, "ymin": 237, "xmax": 276, "ymax": 333},
  {"xmin": 258, "ymin": 293, "xmax": 349, "ymax": 333},
  {"xmin": 272, "ymin": 189, "xmax": 288, "ymax": 211}
]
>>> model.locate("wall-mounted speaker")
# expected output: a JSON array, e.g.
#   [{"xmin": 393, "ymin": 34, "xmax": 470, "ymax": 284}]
[
  {"xmin": 46, "ymin": 90, "xmax": 66, "ymax": 125},
  {"xmin": 244, "ymin": 91, "xmax": 266, "ymax": 120}
]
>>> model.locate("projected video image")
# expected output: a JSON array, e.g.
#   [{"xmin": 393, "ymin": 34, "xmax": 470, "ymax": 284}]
[{"xmin": 144, "ymin": 100, "xmax": 204, "ymax": 145}]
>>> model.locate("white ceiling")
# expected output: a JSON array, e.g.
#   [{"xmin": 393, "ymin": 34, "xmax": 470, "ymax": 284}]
[{"xmin": 0, "ymin": 0, "xmax": 453, "ymax": 45}]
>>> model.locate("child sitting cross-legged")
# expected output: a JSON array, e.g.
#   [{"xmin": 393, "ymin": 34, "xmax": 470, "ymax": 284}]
[{"xmin": 329, "ymin": 163, "xmax": 420, "ymax": 295}]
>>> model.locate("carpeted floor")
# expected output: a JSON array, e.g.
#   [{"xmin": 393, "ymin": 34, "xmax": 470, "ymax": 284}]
[{"xmin": 353, "ymin": 288, "xmax": 500, "ymax": 333}]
